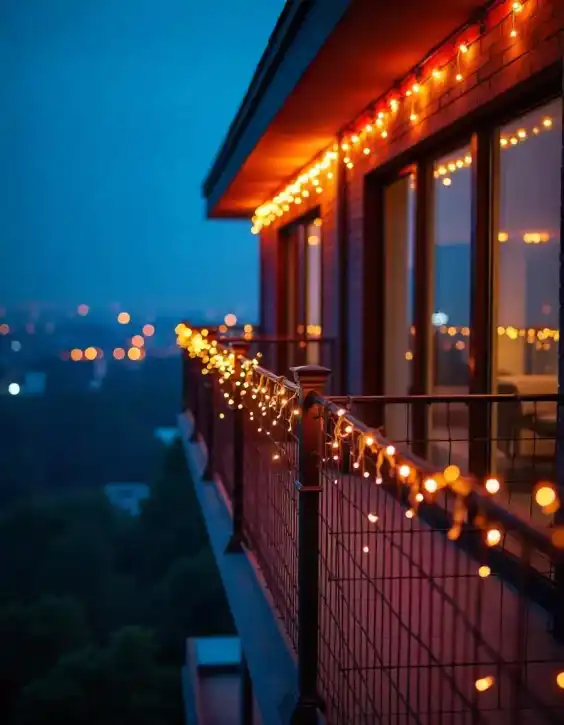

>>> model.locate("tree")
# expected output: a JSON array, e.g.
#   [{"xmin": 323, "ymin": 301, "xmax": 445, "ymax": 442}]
[
  {"xmin": 14, "ymin": 628, "xmax": 183, "ymax": 725},
  {"xmin": 0, "ymin": 596, "xmax": 89, "ymax": 720}
]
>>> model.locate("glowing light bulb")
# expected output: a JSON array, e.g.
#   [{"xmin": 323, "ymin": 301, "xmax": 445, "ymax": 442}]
[
  {"xmin": 478, "ymin": 566, "xmax": 491, "ymax": 578},
  {"xmin": 512, "ymin": 2, "xmax": 523, "ymax": 12},
  {"xmin": 424, "ymin": 478, "xmax": 438, "ymax": 493},
  {"xmin": 475, "ymin": 676, "xmax": 494, "ymax": 692},
  {"xmin": 557, "ymin": 671, "xmax": 564, "ymax": 689},
  {"xmin": 486, "ymin": 528, "xmax": 502, "ymax": 547},
  {"xmin": 368, "ymin": 513, "xmax": 379, "ymax": 523},
  {"xmin": 444, "ymin": 465, "xmax": 460, "ymax": 483},
  {"xmin": 362, "ymin": 545, "xmax": 369, "ymax": 553},
  {"xmin": 485, "ymin": 478, "xmax": 500, "ymax": 494},
  {"xmin": 534, "ymin": 484, "xmax": 556, "ymax": 508},
  {"xmin": 459, "ymin": 43, "xmax": 468, "ymax": 54},
  {"xmin": 405, "ymin": 509, "xmax": 415, "ymax": 519},
  {"xmin": 455, "ymin": 73, "xmax": 463, "ymax": 82},
  {"xmin": 386, "ymin": 445, "xmax": 395, "ymax": 456},
  {"xmin": 399, "ymin": 464, "xmax": 410, "ymax": 478}
]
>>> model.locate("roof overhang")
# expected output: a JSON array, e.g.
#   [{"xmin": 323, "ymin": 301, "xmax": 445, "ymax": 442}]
[{"xmin": 204, "ymin": 0, "xmax": 489, "ymax": 219}]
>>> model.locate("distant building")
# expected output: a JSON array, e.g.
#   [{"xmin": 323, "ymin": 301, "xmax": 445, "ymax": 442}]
[{"xmin": 104, "ymin": 483, "xmax": 150, "ymax": 516}]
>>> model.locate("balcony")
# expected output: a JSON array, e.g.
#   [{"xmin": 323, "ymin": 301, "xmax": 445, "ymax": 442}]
[{"xmin": 179, "ymin": 328, "xmax": 564, "ymax": 725}]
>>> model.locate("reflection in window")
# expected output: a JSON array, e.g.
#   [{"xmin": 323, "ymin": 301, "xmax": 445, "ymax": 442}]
[
  {"xmin": 430, "ymin": 146, "xmax": 472, "ymax": 468},
  {"xmin": 496, "ymin": 98, "xmax": 561, "ymax": 381},
  {"xmin": 305, "ymin": 220, "xmax": 322, "ymax": 363},
  {"xmin": 494, "ymin": 98, "xmax": 561, "ymax": 514},
  {"xmin": 383, "ymin": 174, "xmax": 415, "ymax": 441}
]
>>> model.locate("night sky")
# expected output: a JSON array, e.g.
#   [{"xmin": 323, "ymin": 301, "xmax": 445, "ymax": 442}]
[{"xmin": 1, "ymin": 0, "xmax": 285, "ymax": 319}]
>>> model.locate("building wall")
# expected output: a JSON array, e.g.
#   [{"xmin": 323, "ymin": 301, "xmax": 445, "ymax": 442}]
[{"xmin": 259, "ymin": 0, "xmax": 564, "ymax": 393}]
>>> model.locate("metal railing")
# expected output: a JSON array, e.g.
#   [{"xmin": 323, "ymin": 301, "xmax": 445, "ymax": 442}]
[
  {"xmin": 218, "ymin": 334, "xmax": 337, "ymax": 389},
  {"xmin": 183, "ymin": 349, "xmax": 564, "ymax": 725}
]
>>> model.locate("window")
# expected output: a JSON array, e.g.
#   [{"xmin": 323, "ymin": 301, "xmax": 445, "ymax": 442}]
[
  {"xmin": 383, "ymin": 173, "xmax": 415, "ymax": 440},
  {"xmin": 495, "ymin": 98, "xmax": 561, "ymax": 382},
  {"xmin": 282, "ymin": 215, "xmax": 323, "ymax": 367},
  {"xmin": 493, "ymin": 98, "xmax": 561, "ymax": 510},
  {"xmin": 430, "ymin": 145, "xmax": 473, "ymax": 468},
  {"xmin": 305, "ymin": 219, "xmax": 322, "ymax": 363}
]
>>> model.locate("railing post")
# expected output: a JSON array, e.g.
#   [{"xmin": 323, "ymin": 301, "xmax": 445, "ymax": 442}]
[
  {"xmin": 189, "ymin": 356, "xmax": 200, "ymax": 443},
  {"xmin": 202, "ymin": 377, "xmax": 215, "ymax": 480},
  {"xmin": 226, "ymin": 341, "xmax": 250, "ymax": 553},
  {"xmin": 181, "ymin": 346, "xmax": 190, "ymax": 413},
  {"xmin": 291, "ymin": 364, "xmax": 331, "ymax": 725}
]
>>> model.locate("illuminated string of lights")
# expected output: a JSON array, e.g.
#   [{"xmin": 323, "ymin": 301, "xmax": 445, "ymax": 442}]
[
  {"xmin": 251, "ymin": 1, "xmax": 532, "ymax": 235},
  {"xmin": 177, "ymin": 324, "xmax": 563, "ymax": 544},
  {"xmin": 178, "ymin": 323, "xmax": 564, "ymax": 693},
  {"xmin": 435, "ymin": 113, "xmax": 554, "ymax": 186}
]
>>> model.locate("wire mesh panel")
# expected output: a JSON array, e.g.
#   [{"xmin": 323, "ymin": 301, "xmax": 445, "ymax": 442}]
[
  {"xmin": 240, "ymin": 372, "xmax": 301, "ymax": 648},
  {"xmin": 316, "ymin": 400, "xmax": 564, "ymax": 725},
  {"xmin": 209, "ymin": 374, "xmax": 235, "ymax": 498}
]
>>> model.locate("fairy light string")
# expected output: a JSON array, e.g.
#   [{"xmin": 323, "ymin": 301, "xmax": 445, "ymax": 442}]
[
  {"xmin": 251, "ymin": 0, "xmax": 533, "ymax": 234},
  {"xmin": 178, "ymin": 325, "xmax": 562, "ymax": 546},
  {"xmin": 178, "ymin": 324, "xmax": 564, "ymax": 693}
]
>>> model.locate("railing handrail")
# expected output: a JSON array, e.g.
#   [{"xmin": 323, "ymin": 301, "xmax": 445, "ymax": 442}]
[
  {"xmin": 316, "ymin": 393, "xmax": 562, "ymax": 561},
  {"xmin": 328, "ymin": 392, "xmax": 564, "ymax": 404},
  {"xmin": 218, "ymin": 334, "xmax": 336, "ymax": 343}
]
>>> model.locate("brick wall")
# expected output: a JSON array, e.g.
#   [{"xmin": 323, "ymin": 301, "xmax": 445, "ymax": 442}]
[{"xmin": 259, "ymin": 0, "xmax": 564, "ymax": 393}]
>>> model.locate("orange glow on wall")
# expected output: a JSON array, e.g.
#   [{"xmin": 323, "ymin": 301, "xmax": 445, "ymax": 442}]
[
  {"xmin": 131, "ymin": 335, "xmax": 145, "ymax": 348},
  {"xmin": 70, "ymin": 348, "xmax": 83, "ymax": 361},
  {"xmin": 142, "ymin": 324, "xmax": 155, "ymax": 337},
  {"xmin": 127, "ymin": 347, "xmax": 141, "ymax": 361},
  {"xmin": 117, "ymin": 312, "xmax": 131, "ymax": 324},
  {"xmin": 84, "ymin": 347, "xmax": 97, "ymax": 360}
]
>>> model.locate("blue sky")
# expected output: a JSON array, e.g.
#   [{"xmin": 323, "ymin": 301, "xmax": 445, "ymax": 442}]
[{"xmin": 1, "ymin": 0, "xmax": 285, "ymax": 320}]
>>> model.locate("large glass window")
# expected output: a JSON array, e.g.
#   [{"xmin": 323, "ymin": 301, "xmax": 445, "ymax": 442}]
[
  {"xmin": 282, "ymin": 216, "xmax": 323, "ymax": 367},
  {"xmin": 383, "ymin": 173, "xmax": 415, "ymax": 441},
  {"xmin": 430, "ymin": 145, "xmax": 472, "ymax": 469},
  {"xmin": 305, "ymin": 220, "xmax": 322, "ymax": 363},
  {"xmin": 494, "ymin": 98, "xmax": 562, "ymax": 518}
]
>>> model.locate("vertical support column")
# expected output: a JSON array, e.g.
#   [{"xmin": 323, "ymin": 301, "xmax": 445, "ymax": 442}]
[
  {"xmin": 554, "ymin": 91, "xmax": 564, "ymax": 642},
  {"xmin": 226, "ymin": 341, "xmax": 250, "ymax": 554},
  {"xmin": 240, "ymin": 652, "xmax": 254, "ymax": 725},
  {"xmin": 290, "ymin": 364, "xmax": 331, "ymax": 725},
  {"xmin": 469, "ymin": 129, "xmax": 495, "ymax": 479},
  {"xmin": 412, "ymin": 160, "xmax": 434, "ymax": 458}
]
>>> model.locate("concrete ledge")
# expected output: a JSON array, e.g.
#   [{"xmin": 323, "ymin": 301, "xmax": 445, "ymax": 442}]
[
  {"xmin": 181, "ymin": 640, "xmax": 203, "ymax": 725},
  {"xmin": 178, "ymin": 412, "xmax": 299, "ymax": 725}
]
